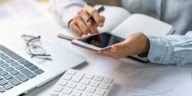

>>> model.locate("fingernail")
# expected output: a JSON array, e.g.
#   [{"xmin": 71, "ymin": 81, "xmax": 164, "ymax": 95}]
[
  {"xmin": 82, "ymin": 34, "xmax": 86, "ymax": 38},
  {"xmin": 77, "ymin": 32, "xmax": 81, "ymax": 35},
  {"xmin": 87, "ymin": 22, "xmax": 91, "ymax": 26},
  {"xmin": 99, "ymin": 23, "xmax": 103, "ymax": 27},
  {"xmin": 87, "ymin": 33, "xmax": 92, "ymax": 36}
]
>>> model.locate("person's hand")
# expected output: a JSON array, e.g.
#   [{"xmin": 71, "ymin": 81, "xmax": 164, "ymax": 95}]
[
  {"xmin": 99, "ymin": 32, "xmax": 150, "ymax": 59},
  {"xmin": 69, "ymin": 5, "xmax": 105, "ymax": 37}
]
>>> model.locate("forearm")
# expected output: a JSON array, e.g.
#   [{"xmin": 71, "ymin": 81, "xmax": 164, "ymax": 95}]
[
  {"xmin": 50, "ymin": 0, "xmax": 87, "ymax": 27},
  {"xmin": 147, "ymin": 31, "xmax": 192, "ymax": 65}
]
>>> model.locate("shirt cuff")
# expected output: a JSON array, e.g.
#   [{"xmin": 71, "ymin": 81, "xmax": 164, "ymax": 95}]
[
  {"xmin": 60, "ymin": 12, "xmax": 77, "ymax": 28},
  {"xmin": 147, "ymin": 36, "xmax": 174, "ymax": 64},
  {"xmin": 53, "ymin": 1, "xmax": 87, "ymax": 27}
]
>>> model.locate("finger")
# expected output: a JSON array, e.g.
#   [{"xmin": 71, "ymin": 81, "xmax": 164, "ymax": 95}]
[
  {"xmin": 72, "ymin": 25, "xmax": 82, "ymax": 36},
  {"xmin": 99, "ymin": 51, "xmax": 119, "ymax": 58},
  {"xmin": 97, "ymin": 47, "xmax": 121, "ymax": 59},
  {"xmin": 87, "ymin": 33, "xmax": 92, "ymax": 37},
  {"xmin": 81, "ymin": 34, "xmax": 87, "ymax": 38},
  {"xmin": 111, "ymin": 40, "xmax": 129, "ymax": 51},
  {"xmin": 100, "ymin": 45, "xmax": 120, "ymax": 58},
  {"xmin": 83, "ymin": 33, "xmax": 93, "ymax": 38},
  {"xmin": 99, "ymin": 16, "xmax": 105, "ymax": 27},
  {"xmin": 80, "ymin": 9, "xmax": 97, "ymax": 34},
  {"xmin": 111, "ymin": 45, "xmax": 119, "ymax": 52},
  {"xmin": 83, "ymin": 6, "xmax": 103, "ymax": 26},
  {"xmin": 97, "ymin": 52, "xmax": 112, "ymax": 57},
  {"xmin": 79, "ymin": 10, "xmax": 91, "ymax": 26},
  {"xmin": 99, "ymin": 47, "xmax": 113, "ymax": 56},
  {"xmin": 79, "ymin": 10, "xmax": 97, "ymax": 35},
  {"xmin": 69, "ymin": 21, "xmax": 82, "ymax": 36},
  {"xmin": 97, "ymin": 50, "xmax": 113, "ymax": 57},
  {"xmin": 88, "ymin": 23, "xmax": 98, "ymax": 34},
  {"xmin": 74, "ymin": 16, "xmax": 89, "ymax": 35},
  {"xmin": 110, "ymin": 41, "xmax": 127, "ymax": 52}
]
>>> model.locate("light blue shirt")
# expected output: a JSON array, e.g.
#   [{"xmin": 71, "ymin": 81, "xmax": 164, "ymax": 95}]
[
  {"xmin": 121, "ymin": 0, "xmax": 192, "ymax": 65},
  {"xmin": 51, "ymin": 0, "xmax": 192, "ymax": 65},
  {"xmin": 148, "ymin": 32, "xmax": 192, "ymax": 65}
]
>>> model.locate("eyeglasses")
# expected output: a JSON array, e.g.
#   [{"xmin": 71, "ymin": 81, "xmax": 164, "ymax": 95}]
[{"xmin": 21, "ymin": 34, "xmax": 51, "ymax": 60}]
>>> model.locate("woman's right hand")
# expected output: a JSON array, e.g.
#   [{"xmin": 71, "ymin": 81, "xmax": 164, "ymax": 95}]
[{"xmin": 69, "ymin": 5, "xmax": 105, "ymax": 37}]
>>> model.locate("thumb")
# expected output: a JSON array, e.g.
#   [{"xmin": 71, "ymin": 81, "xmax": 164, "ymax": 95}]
[{"xmin": 111, "ymin": 40, "xmax": 128, "ymax": 52}]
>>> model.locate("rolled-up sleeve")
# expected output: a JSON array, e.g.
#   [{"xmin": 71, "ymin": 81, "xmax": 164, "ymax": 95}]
[
  {"xmin": 50, "ymin": 0, "xmax": 87, "ymax": 27},
  {"xmin": 147, "ymin": 31, "xmax": 192, "ymax": 65}
]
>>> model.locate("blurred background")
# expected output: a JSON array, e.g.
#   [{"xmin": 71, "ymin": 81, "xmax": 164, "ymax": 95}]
[{"xmin": 0, "ymin": 0, "xmax": 49, "ymax": 21}]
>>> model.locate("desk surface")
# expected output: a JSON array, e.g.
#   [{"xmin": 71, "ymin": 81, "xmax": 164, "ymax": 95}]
[
  {"xmin": 0, "ymin": 15, "xmax": 192, "ymax": 96},
  {"xmin": 0, "ymin": 2, "xmax": 192, "ymax": 96}
]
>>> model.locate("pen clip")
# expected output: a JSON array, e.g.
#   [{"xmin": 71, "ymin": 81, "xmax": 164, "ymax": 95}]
[{"xmin": 97, "ymin": 6, "xmax": 105, "ymax": 13}]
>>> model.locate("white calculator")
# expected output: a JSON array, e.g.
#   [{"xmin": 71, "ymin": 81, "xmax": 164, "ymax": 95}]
[{"xmin": 49, "ymin": 69, "xmax": 114, "ymax": 96}]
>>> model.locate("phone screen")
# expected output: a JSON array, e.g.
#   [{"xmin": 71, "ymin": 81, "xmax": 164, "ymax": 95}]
[{"xmin": 79, "ymin": 32, "xmax": 124, "ymax": 48}]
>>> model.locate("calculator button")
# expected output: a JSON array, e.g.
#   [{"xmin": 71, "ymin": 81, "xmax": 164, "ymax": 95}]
[
  {"xmin": 93, "ymin": 76, "xmax": 103, "ymax": 81},
  {"xmin": 50, "ymin": 91, "xmax": 59, "ymax": 96},
  {"xmin": 53, "ymin": 86, "xmax": 64, "ymax": 92},
  {"xmin": 66, "ymin": 70, "xmax": 77, "ymax": 75},
  {"xmin": 61, "ymin": 88, "xmax": 72, "ymax": 95},
  {"xmin": 80, "ymin": 79, "xmax": 90, "ymax": 85},
  {"xmin": 84, "ymin": 74, "xmax": 94, "ymax": 79},
  {"xmin": 81, "ymin": 92, "xmax": 92, "ymax": 96},
  {"xmin": 99, "ymin": 83, "xmax": 109, "ymax": 89},
  {"xmin": 62, "ymin": 75, "xmax": 72, "ymax": 81},
  {"xmin": 58, "ymin": 81, "xmax": 68, "ymax": 86},
  {"xmin": 67, "ymin": 82, "xmax": 77, "ymax": 88},
  {"xmin": 71, "ymin": 90, "xmax": 82, "ymax": 96},
  {"xmin": 76, "ymin": 85, "xmax": 86, "ymax": 91},
  {"xmin": 90, "ymin": 81, "xmax": 100, "ymax": 87},
  {"xmin": 95, "ymin": 89, "xmax": 106, "ymax": 96},
  {"xmin": 103, "ymin": 78, "xmax": 113, "ymax": 84},
  {"xmin": 86, "ymin": 87, "xmax": 95, "ymax": 93}
]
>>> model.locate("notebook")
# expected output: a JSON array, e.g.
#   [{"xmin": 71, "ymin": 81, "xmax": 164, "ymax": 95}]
[
  {"xmin": 111, "ymin": 13, "xmax": 174, "ymax": 38},
  {"xmin": 95, "ymin": 5, "xmax": 174, "ymax": 38}
]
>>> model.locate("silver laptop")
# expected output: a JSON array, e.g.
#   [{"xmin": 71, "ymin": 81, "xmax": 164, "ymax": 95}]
[{"xmin": 0, "ymin": 41, "xmax": 86, "ymax": 96}]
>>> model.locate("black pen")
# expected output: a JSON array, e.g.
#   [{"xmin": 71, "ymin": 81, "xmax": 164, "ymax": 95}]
[{"xmin": 86, "ymin": 6, "xmax": 105, "ymax": 22}]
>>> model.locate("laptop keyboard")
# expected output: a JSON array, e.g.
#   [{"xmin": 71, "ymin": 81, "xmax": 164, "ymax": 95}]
[{"xmin": 0, "ymin": 45, "xmax": 44, "ymax": 93}]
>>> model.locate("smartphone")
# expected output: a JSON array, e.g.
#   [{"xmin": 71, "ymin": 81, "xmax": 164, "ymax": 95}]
[
  {"xmin": 72, "ymin": 32, "xmax": 124, "ymax": 52},
  {"xmin": 72, "ymin": 32, "xmax": 149, "ymax": 63}
]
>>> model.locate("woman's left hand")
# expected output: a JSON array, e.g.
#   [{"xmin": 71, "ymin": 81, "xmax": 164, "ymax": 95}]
[{"xmin": 99, "ymin": 32, "xmax": 150, "ymax": 59}]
